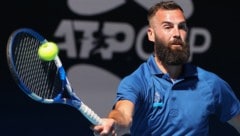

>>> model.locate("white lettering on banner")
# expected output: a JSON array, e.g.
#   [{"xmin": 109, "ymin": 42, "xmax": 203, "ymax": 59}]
[
  {"xmin": 74, "ymin": 21, "xmax": 99, "ymax": 58},
  {"xmin": 93, "ymin": 22, "xmax": 134, "ymax": 59},
  {"xmin": 55, "ymin": 20, "xmax": 134, "ymax": 59},
  {"xmin": 54, "ymin": 20, "xmax": 76, "ymax": 57},
  {"xmin": 54, "ymin": 20, "xmax": 212, "ymax": 62}
]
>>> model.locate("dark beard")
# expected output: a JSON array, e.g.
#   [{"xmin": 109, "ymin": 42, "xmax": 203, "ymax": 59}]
[{"xmin": 155, "ymin": 37, "xmax": 190, "ymax": 65}]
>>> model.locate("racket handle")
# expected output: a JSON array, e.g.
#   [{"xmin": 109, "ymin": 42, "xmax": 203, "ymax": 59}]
[{"xmin": 79, "ymin": 103, "xmax": 103, "ymax": 125}]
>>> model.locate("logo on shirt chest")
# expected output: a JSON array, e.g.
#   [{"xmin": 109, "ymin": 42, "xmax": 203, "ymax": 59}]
[{"xmin": 153, "ymin": 91, "xmax": 164, "ymax": 108}]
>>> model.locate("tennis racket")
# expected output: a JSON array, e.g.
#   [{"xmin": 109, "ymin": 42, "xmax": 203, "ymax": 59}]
[{"xmin": 6, "ymin": 28, "xmax": 103, "ymax": 125}]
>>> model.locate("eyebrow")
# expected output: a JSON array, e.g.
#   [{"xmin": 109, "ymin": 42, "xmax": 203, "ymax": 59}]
[{"xmin": 161, "ymin": 21, "xmax": 187, "ymax": 26}]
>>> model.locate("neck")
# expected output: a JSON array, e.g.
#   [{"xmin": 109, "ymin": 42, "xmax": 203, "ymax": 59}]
[{"xmin": 154, "ymin": 57, "xmax": 183, "ymax": 79}]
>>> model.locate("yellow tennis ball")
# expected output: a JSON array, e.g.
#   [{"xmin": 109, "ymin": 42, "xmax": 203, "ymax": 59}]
[{"xmin": 38, "ymin": 42, "xmax": 59, "ymax": 61}]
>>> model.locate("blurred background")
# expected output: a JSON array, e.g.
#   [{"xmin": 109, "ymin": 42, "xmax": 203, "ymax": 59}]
[{"xmin": 0, "ymin": 0, "xmax": 239, "ymax": 135}]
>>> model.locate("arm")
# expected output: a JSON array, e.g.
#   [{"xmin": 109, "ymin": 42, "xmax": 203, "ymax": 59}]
[
  {"xmin": 108, "ymin": 100, "xmax": 134, "ymax": 133},
  {"xmin": 93, "ymin": 100, "xmax": 134, "ymax": 136},
  {"xmin": 227, "ymin": 114, "xmax": 240, "ymax": 133}
]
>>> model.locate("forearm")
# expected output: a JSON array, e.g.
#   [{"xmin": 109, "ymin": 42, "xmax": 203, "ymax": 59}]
[
  {"xmin": 228, "ymin": 115, "xmax": 240, "ymax": 133},
  {"xmin": 107, "ymin": 100, "xmax": 134, "ymax": 135},
  {"xmin": 92, "ymin": 100, "xmax": 133, "ymax": 135},
  {"xmin": 108, "ymin": 109, "xmax": 132, "ymax": 127},
  {"xmin": 108, "ymin": 109, "xmax": 132, "ymax": 135}
]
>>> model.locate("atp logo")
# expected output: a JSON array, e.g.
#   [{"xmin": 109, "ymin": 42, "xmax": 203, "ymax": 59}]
[{"xmin": 55, "ymin": 0, "xmax": 211, "ymax": 62}]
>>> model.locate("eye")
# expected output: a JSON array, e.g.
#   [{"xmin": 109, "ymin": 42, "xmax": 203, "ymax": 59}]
[
  {"xmin": 179, "ymin": 23, "xmax": 188, "ymax": 31},
  {"xmin": 163, "ymin": 23, "xmax": 173, "ymax": 29}
]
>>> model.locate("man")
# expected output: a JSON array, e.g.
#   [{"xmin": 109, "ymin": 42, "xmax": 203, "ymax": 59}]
[{"xmin": 93, "ymin": 1, "xmax": 240, "ymax": 135}]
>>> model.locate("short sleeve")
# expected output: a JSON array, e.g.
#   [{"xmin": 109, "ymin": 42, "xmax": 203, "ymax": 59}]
[
  {"xmin": 115, "ymin": 75, "xmax": 142, "ymax": 105},
  {"xmin": 214, "ymin": 78, "xmax": 240, "ymax": 122}
]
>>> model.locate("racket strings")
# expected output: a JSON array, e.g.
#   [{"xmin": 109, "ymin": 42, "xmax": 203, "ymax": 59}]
[{"xmin": 13, "ymin": 33, "xmax": 62, "ymax": 100}]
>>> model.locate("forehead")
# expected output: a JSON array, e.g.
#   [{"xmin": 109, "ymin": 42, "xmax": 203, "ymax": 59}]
[{"xmin": 152, "ymin": 9, "xmax": 186, "ymax": 24}]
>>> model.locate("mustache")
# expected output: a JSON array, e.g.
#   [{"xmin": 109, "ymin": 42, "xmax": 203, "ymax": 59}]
[{"xmin": 169, "ymin": 38, "xmax": 184, "ymax": 45}]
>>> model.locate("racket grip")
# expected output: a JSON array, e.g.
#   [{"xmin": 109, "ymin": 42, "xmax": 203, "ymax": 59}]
[{"xmin": 79, "ymin": 103, "xmax": 103, "ymax": 125}]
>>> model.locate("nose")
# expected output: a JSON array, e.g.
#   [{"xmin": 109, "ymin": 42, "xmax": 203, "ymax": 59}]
[
  {"xmin": 172, "ymin": 31, "xmax": 181, "ymax": 41},
  {"xmin": 173, "ymin": 27, "xmax": 181, "ymax": 38}
]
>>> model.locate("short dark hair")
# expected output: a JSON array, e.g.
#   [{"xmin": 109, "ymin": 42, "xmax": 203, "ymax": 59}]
[{"xmin": 147, "ymin": 1, "xmax": 184, "ymax": 22}]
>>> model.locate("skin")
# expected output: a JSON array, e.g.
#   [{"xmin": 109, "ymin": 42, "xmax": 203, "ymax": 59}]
[{"xmin": 92, "ymin": 8, "xmax": 240, "ymax": 135}]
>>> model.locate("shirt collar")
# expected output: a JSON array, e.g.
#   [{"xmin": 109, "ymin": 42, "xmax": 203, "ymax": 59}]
[{"xmin": 147, "ymin": 54, "xmax": 198, "ymax": 78}]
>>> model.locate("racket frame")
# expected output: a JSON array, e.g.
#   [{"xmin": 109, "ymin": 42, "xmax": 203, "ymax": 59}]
[{"xmin": 6, "ymin": 28, "xmax": 103, "ymax": 125}]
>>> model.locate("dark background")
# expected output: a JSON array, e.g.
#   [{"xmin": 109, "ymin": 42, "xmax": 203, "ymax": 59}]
[{"xmin": 0, "ymin": 0, "xmax": 240, "ymax": 135}]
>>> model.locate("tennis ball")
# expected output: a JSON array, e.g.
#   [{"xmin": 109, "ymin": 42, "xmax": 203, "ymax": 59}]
[{"xmin": 38, "ymin": 42, "xmax": 59, "ymax": 61}]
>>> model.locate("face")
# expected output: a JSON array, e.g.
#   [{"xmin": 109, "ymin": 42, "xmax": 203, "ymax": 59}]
[{"xmin": 148, "ymin": 9, "xmax": 190, "ymax": 65}]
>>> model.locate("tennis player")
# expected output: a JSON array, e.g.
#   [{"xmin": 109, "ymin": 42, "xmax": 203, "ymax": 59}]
[{"xmin": 92, "ymin": 1, "xmax": 240, "ymax": 135}]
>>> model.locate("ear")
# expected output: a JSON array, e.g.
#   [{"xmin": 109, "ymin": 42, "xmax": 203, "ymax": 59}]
[{"xmin": 147, "ymin": 27, "xmax": 155, "ymax": 42}]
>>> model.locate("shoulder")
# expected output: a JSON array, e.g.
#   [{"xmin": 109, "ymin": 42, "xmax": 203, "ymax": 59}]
[
  {"xmin": 116, "ymin": 62, "xmax": 151, "ymax": 104},
  {"xmin": 195, "ymin": 66, "xmax": 232, "ymax": 91},
  {"xmin": 196, "ymin": 66, "xmax": 224, "ymax": 83},
  {"xmin": 121, "ymin": 62, "xmax": 150, "ymax": 86},
  {"xmin": 184, "ymin": 63, "xmax": 221, "ymax": 83},
  {"xmin": 118, "ymin": 58, "xmax": 155, "ymax": 95}
]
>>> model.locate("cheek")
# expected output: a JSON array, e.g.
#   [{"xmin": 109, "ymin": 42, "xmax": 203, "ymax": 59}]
[
  {"xmin": 155, "ymin": 31, "xmax": 170, "ymax": 43},
  {"xmin": 180, "ymin": 31, "xmax": 188, "ymax": 40}
]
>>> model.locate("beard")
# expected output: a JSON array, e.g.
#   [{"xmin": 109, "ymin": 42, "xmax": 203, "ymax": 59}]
[{"xmin": 155, "ymin": 36, "xmax": 190, "ymax": 65}]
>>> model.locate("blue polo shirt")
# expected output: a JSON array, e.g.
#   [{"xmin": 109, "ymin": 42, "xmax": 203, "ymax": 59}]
[{"xmin": 116, "ymin": 55, "xmax": 240, "ymax": 136}]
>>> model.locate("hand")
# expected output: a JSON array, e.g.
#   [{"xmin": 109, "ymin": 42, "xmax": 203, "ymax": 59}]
[{"xmin": 92, "ymin": 118, "xmax": 117, "ymax": 136}]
